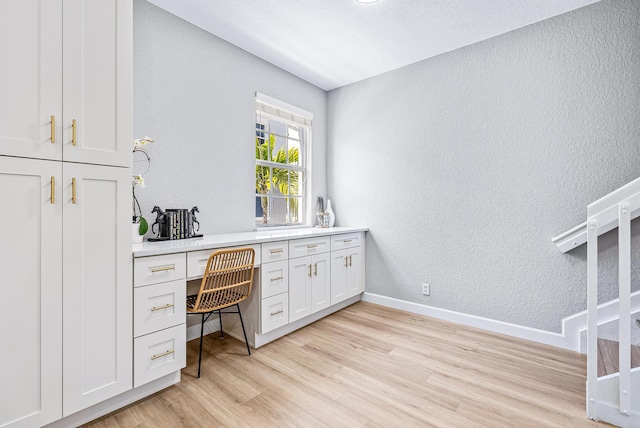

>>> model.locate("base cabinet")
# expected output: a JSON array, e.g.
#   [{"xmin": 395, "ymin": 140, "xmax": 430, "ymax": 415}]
[
  {"xmin": 289, "ymin": 253, "xmax": 330, "ymax": 323},
  {"xmin": 331, "ymin": 248, "xmax": 362, "ymax": 305},
  {"xmin": 132, "ymin": 255, "xmax": 186, "ymax": 389},
  {"xmin": 0, "ymin": 158, "xmax": 132, "ymax": 426},
  {"xmin": 62, "ymin": 163, "xmax": 133, "ymax": 416},
  {"xmin": 0, "ymin": 157, "xmax": 63, "ymax": 428}
]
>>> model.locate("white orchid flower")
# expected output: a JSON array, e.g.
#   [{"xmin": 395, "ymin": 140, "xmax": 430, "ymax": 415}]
[
  {"xmin": 133, "ymin": 174, "xmax": 145, "ymax": 188},
  {"xmin": 133, "ymin": 136, "xmax": 155, "ymax": 148}
]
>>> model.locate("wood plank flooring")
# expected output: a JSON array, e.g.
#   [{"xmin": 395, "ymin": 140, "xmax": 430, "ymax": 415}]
[{"xmin": 84, "ymin": 302, "xmax": 611, "ymax": 427}]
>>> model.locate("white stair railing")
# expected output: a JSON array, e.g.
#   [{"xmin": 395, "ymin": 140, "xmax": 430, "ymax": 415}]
[{"xmin": 586, "ymin": 181, "xmax": 640, "ymax": 427}]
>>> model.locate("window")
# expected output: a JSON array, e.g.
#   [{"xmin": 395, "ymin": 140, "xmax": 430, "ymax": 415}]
[{"xmin": 255, "ymin": 94, "xmax": 312, "ymax": 227}]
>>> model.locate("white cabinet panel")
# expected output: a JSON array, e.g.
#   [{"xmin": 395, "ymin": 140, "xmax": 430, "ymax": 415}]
[
  {"xmin": 310, "ymin": 254, "xmax": 330, "ymax": 313},
  {"xmin": 289, "ymin": 253, "xmax": 330, "ymax": 323},
  {"xmin": 330, "ymin": 232, "xmax": 362, "ymax": 251},
  {"xmin": 62, "ymin": 163, "xmax": 132, "ymax": 416},
  {"xmin": 187, "ymin": 244, "xmax": 261, "ymax": 279},
  {"xmin": 134, "ymin": 325, "xmax": 186, "ymax": 388},
  {"xmin": 331, "ymin": 247, "xmax": 363, "ymax": 305},
  {"xmin": 260, "ymin": 293, "xmax": 289, "ymax": 334},
  {"xmin": 62, "ymin": 0, "xmax": 132, "ymax": 167},
  {"xmin": 289, "ymin": 236, "xmax": 330, "ymax": 258},
  {"xmin": 261, "ymin": 260, "xmax": 289, "ymax": 299},
  {"xmin": 346, "ymin": 249, "xmax": 362, "ymax": 298},
  {"xmin": 134, "ymin": 280, "xmax": 186, "ymax": 338},
  {"xmin": 135, "ymin": 253, "xmax": 187, "ymax": 287},
  {"xmin": 262, "ymin": 240, "xmax": 288, "ymax": 263},
  {"xmin": 0, "ymin": 157, "xmax": 62, "ymax": 428},
  {"xmin": 289, "ymin": 256, "xmax": 313, "ymax": 322},
  {"xmin": 0, "ymin": 1, "xmax": 62, "ymax": 161}
]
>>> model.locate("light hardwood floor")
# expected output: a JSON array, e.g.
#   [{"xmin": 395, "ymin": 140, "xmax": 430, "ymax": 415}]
[{"xmin": 85, "ymin": 302, "xmax": 610, "ymax": 427}]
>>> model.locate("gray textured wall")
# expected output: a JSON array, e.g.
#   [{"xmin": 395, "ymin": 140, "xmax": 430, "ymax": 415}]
[
  {"xmin": 133, "ymin": 0, "xmax": 327, "ymax": 234},
  {"xmin": 327, "ymin": 0, "xmax": 640, "ymax": 332}
]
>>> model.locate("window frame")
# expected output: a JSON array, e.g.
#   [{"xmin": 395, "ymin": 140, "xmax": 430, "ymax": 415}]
[{"xmin": 255, "ymin": 93, "xmax": 312, "ymax": 228}]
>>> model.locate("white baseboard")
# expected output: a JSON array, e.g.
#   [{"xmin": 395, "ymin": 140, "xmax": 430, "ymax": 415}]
[
  {"xmin": 362, "ymin": 293, "xmax": 576, "ymax": 351},
  {"xmin": 43, "ymin": 371, "xmax": 180, "ymax": 428}
]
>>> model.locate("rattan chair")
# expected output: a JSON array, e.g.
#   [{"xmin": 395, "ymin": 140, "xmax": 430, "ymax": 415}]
[{"xmin": 186, "ymin": 247, "xmax": 255, "ymax": 378}]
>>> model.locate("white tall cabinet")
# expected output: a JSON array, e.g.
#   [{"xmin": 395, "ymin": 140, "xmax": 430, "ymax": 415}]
[{"xmin": 0, "ymin": 1, "xmax": 133, "ymax": 426}]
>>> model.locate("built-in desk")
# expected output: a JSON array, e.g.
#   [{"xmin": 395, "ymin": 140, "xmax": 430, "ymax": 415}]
[{"xmin": 131, "ymin": 226, "xmax": 367, "ymax": 388}]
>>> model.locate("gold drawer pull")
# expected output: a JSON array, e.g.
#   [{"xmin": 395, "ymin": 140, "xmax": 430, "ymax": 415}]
[
  {"xmin": 50, "ymin": 176, "xmax": 55, "ymax": 204},
  {"xmin": 343, "ymin": 239, "xmax": 352, "ymax": 243},
  {"xmin": 307, "ymin": 244, "xmax": 317, "ymax": 249},
  {"xmin": 151, "ymin": 264, "xmax": 175, "ymax": 273},
  {"xmin": 71, "ymin": 177, "xmax": 77, "ymax": 204},
  {"xmin": 270, "ymin": 309, "xmax": 283, "ymax": 316},
  {"xmin": 269, "ymin": 248, "xmax": 283, "ymax": 254},
  {"xmin": 50, "ymin": 115, "xmax": 55, "ymax": 143},
  {"xmin": 71, "ymin": 119, "xmax": 77, "ymax": 146},
  {"xmin": 151, "ymin": 303, "xmax": 174, "ymax": 312},
  {"xmin": 150, "ymin": 349, "xmax": 174, "ymax": 360},
  {"xmin": 270, "ymin": 276, "xmax": 283, "ymax": 282}
]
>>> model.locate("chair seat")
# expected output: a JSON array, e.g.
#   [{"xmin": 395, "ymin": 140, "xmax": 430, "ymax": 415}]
[{"xmin": 186, "ymin": 291, "xmax": 244, "ymax": 313}]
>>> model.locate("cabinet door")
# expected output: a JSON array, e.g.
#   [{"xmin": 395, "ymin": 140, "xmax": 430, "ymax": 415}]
[
  {"xmin": 311, "ymin": 254, "xmax": 330, "ymax": 313},
  {"xmin": 62, "ymin": 0, "xmax": 132, "ymax": 167},
  {"xmin": 330, "ymin": 250, "xmax": 347, "ymax": 305},
  {"xmin": 346, "ymin": 248, "xmax": 362, "ymax": 298},
  {"xmin": 0, "ymin": 157, "xmax": 63, "ymax": 427},
  {"xmin": 62, "ymin": 163, "xmax": 132, "ymax": 416},
  {"xmin": 289, "ymin": 256, "xmax": 312, "ymax": 322},
  {"xmin": 0, "ymin": 1, "xmax": 63, "ymax": 161}
]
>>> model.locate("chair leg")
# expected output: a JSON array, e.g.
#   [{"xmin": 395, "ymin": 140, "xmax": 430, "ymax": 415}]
[
  {"xmin": 237, "ymin": 304, "xmax": 251, "ymax": 356},
  {"xmin": 197, "ymin": 313, "xmax": 205, "ymax": 378},
  {"xmin": 218, "ymin": 309, "xmax": 225, "ymax": 339}
]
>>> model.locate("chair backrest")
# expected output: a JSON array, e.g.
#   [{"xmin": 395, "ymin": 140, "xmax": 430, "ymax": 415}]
[{"xmin": 189, "ymin": 247, "xmax": 255, "ymax": 313}]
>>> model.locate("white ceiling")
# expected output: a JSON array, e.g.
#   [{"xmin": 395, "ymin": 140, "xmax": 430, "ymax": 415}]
[{"xmin": 147, "ymin": 0, "xmax": 600, "ymax": 91}]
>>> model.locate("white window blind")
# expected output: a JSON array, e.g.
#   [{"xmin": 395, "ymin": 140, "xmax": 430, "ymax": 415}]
[{"xmin": 256, "ymin": 92, "xmax": 313, "ymax": 127}]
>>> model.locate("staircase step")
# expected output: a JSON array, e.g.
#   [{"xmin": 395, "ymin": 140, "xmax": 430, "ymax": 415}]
[{"xmin": 597, "ymin": 337, "xmax": 640, "ymax": 377}]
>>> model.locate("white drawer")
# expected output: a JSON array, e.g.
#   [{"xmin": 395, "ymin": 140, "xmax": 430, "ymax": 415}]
[
  {"xmin": 261, "ymin": 259, "xmax": 288, "ymax": 299},
  {"xmin": 186, "ymin": 244, "xmax": 261, "ymax": 279},
  {"xmin": 134, "ymin": 253, "xmax": 186, "ymax": 287},
  {"xmin": 134, "ymin": 280, "xmax": 186, "ymax": 338},
  {"xmin": 261, "ymin": 293, "xmax": 289, "ymax": 334},
  {"xmin": 289, "ymin": 236, "xmax": 330, "ymax": 258},
  {"xmin": 134, "ymin": 324, "xmax": 186, "ymax": 388},
  {"xmin": 262, "ymin": 240, "xmax": 288, "ymax": 263},
  {"xmin": 331, "ymin": 232, "xmax": 362, "ymax": 251}
]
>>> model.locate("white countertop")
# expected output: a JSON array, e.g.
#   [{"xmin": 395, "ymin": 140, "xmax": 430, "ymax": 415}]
[{"xmin": 132, "ymin": 226, "xmax": 368, "ymax": 258}]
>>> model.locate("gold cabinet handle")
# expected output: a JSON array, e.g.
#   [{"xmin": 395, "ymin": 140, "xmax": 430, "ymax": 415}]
[
  {"xmin": 343, "ymin": 239, "xmax": 352, "ymax": 243},
  {"xmin": 50, "ymin": 176, "xmax": 55, "ymax": 204},
  {"xmin": 72, "ymin": 119, "xmax": 77, "ymax": 146},
  {"xmin": 50, "ymin": 115, "xmax": 55, "ymax": 143},
  {"xmin": 270, "ymin": 309, "xmax": 284, "ymax": 316},
  {"xmin": 349, "ymin": 255, "xmax": 353, "ymax": 267},
  {"xmin": 270, "ymin": 276, "xmax": 283, "ymax": 282},
  {"xmin": 344, "ymin": 256, "xmax": 348, "ymax": 268},
  {"xmin": 71, "ymin": 177, "xmax": 77, "ymax": 204},
  {"xmin": 151, "ymin": 264, "xmax": 175, "ymax": 273},
  {"xmin": 150, "ymin": 349, "xmax": 174, "ymax": 360},
  {"xmin": 150, "ymin": 303, "xmax": 174, "ymax": 312},
  {"xmin": 307, "ymin": 244, "xmax": 317, "ymax": 249},
  {"xmin": 269, "ymin": 248, "xmax": 283, "ymax": 254},
  {"xmin": 308, "ymin": 264, "xmax": 312, "ymax": 278},
  {"xmin": 314, "ymin": 262, "xmax": 318, "ymax": 276}
]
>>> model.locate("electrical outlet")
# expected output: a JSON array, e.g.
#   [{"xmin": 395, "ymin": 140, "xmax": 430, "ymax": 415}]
[{"xmin": 422, "ymin": 283, "xmax": 430, "ymax": 296}]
